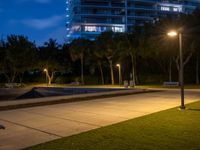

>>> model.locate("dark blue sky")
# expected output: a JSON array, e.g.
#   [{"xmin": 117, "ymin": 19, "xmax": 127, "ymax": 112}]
[{"xmin": 0, "ymin": 0, "xmax": 66, "ymax": 45}]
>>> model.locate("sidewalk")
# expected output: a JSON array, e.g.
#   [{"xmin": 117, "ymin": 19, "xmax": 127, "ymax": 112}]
[{"xmin": 0, "ymin": 90, "xmax": 199, "ymax": 150}]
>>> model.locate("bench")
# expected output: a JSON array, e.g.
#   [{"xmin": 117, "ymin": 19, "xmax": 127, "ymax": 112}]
[
  {"xmin": 5, "ymin": 83, "xmax": 22, "ymax": 88},
  {"xmin": 70, "ymin": 82, "xmax": 80, "ymax": 86},
  {"xmin": 163, "ymin": 82, "xmax": 179, "ymax": 87}
]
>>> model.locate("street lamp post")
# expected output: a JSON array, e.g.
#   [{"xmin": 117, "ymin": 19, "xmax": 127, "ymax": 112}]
[
  {"xmin": 167, "ymin": 31, "xmax": 185, "ymax": 109},
  {"xmin": 44, "ymin": 68, "xmax": 48, "ymax": 86},
  {"xmin": 116, "ymin": 64, "xmax": 122, "ymax": 85}
]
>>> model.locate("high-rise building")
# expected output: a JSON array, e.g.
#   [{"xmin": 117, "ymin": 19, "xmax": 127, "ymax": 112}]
[{"xmin": 66, "ymin": 0, "xmax": 200, "ymax": 42}]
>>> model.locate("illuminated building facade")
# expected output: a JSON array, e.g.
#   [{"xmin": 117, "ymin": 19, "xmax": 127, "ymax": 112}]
[{"xmin": 66, "ymin": 0, "xmax": 200, "ymax": 42}]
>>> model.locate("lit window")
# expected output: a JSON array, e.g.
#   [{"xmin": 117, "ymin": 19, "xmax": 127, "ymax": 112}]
[
  {"xmin": 173, "ymin": 8, "xmax": 178, "ymax": 12},
  {"xmin": 161, "ymin": 6, "xmax": 170, "ymax": 11},
  {"xmin": 111, "ymin": 26, "xmax": 123, "ymax": 32},
  {"xmin": 115, "ymin": 27, "xmax": 123, "ymax": 32},
  {"xmin": 173, "ymin": 7, "xmax": 182, "ymax": 12},
  {"xmin": 85, "ymin": 26, "xmax": 97, "ymax": 32}
]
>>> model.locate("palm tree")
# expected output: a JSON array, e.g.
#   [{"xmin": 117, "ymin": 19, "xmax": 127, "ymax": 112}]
[
  {"xmin": 69, "ymin": 38, "xmax": 91, "ymax": 85},
  {"xmin": 96, "ymin": 32, "xmax": 119, "ymax": 85},
  {"xmin": 93, "ymin": 41, "xmax": 105, "ymax": 85},
  {"xmin": 118, "ymin": 33, "xmax": 138, "ymax": 86}
]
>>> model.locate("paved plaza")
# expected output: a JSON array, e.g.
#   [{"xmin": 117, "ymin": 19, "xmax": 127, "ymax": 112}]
[{"xmin": 0, "ymin": 89, "xmax": 199, "ymax": 150}]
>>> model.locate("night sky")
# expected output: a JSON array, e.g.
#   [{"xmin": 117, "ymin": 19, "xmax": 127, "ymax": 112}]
[{"xmin": 0, "ymin": 0, "xmax": 66, "ymax": 45}]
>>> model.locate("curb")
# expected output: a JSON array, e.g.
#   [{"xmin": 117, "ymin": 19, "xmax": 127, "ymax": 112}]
[{"xmin": 0, "ymin": 89, "xmax": 160, "ymax": 111}]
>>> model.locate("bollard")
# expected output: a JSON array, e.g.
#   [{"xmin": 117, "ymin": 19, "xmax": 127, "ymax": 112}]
[{"xmin": 124, "ymin": 80, "xmax": 129, "ymax": 88}]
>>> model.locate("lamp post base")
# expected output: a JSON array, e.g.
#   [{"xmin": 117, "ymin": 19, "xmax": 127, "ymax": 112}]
[{"xmin": 179, "ymin": 106, "xmax": 186, "ymax": 110}]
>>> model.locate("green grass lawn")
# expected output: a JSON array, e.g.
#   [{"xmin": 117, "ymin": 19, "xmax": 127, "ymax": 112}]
[{"xmin": 26, "ymin": 101, "xmax": 200, "ymax": 150}]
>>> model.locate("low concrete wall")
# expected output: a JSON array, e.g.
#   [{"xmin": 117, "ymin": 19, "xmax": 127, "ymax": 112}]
[{"xmin": 0, "ymin": 89, "xmax": 151, "ymax": 108}]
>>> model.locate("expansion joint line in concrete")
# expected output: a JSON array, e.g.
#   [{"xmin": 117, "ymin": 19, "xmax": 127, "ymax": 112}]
[{"xmin": 0, "ymin": 118, "xmax": 63, "ymax": 138}]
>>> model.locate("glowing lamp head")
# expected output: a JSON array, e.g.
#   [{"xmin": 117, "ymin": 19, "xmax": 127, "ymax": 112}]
[
  {"xmin": 167, "ymin": 31, "xmax": 178, "ymax": 37},
  {"xmin": 44, "ymin": 68, "xmax": 47, "ymax": 72},
  {"xmin": 116, "ymin": 64, "xmax": 120, "ymax": 67}
]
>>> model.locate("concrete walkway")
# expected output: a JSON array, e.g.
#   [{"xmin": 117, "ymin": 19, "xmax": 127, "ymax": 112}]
[{"xmin": 0, "ymin": 90, "xmax": 199, "ymax": 150}]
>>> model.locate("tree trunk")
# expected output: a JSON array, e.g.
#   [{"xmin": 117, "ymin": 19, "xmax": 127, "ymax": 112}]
[
  {"xmin": 46, "ymin": 70, "xmax": 53, "ymax": 85},
  {"xmin": 174, "ymin": 51, "xmax": 193, "ymax": 84},
  {"xmin": 46, "ymin": 73, "xmax": 50, "ymax": 85},
  {"xmin": 19, "ymin": 72, "xmax": 24, "ymax": 83},
  {"xmin": 196, "ymin": 55, "xmax": 199, "ymax": 85},
  {"xmin": 98, "ymin": 61, "xmax": 104, "ymax": 85},
  {"xmin": 11, "ymin": 71, "xmax": 17, "ymax": 83},
  {"xmin": 130, "ymin": 54, "xmax": 136, "ymax": 87},
  {"xmin": 2, "ymin": 68, "xmax": 17, "ymax": 83},
  {"xmin": 108, "ymin": 59, "xmax": 114, "ymax": 85},
  {"xmin": 3, "ymin": 72, "xmax": 11, "ymax": 83},
  {"xmin": 48, "ymin": 75, "xmax": 51, "ymax": 85},
  {"xmin": 174, "ymin": 56, "xmax": 180, "ymax": 83},
  {"xmin": 134, "ymin": 56, "xmax": 139, "ymax": 84},
  {"xmin": 169, "ymin": 58, "xmax": 172, "ymax": 82},
  {"xmin": 50, "ymin": 73, "xmax": 54, "ymax": 85},
  {"xmin": 81, "ymin": 54, "xmax": 84, "ymax": 85}
]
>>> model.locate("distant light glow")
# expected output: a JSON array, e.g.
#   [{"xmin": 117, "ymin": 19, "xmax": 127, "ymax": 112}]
[{"xmin": 167, "ymin": 31, "xmax": 178, "ymax": 37}]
